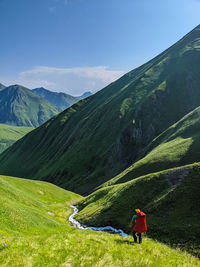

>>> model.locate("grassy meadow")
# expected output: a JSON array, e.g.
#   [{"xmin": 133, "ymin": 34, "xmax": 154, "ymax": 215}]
[
  {"xmin": 1, "ymin": 26, "xmax": 200, "ymax": 195},
  {"xmin": 0, "ymin": 124, "xmax": 33, "ymax": 153},
  {"xmin": 76, "ymin": 163, "xmax": 200, "ymax": 257},
  {"xmin": 0, "ymin": 175, "xmax": 199, "ymax": 266}
]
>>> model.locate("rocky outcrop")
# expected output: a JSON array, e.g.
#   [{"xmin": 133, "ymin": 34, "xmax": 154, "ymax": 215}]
[{"xmin": 166, "ymin": 166, "xmax": 190, "ymax": 186}]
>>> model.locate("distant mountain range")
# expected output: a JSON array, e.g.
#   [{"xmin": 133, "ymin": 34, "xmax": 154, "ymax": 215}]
[
  {"xmin": 1, "ymin": 25, "xmax": 200, "ymax": 195},
  {"xmin": 77, "ymin": 91, "xmax": 92, "ymax": 100},
  {"xmin": 0, "ymin": 83, "xmax": 6, "ymax": 90},
  {"xmin": 1, "ymin": 25, "xmax": 200, "ymax": 253},
  {"xmin": 0, "ymin": 84, "xmax": 60, "ymax": 127},
  {"xmin": 32, "ymin": 87, "xmax": 92, "ymax": 110},
  {"xmin": 0, "ymin": 84, "xmax": 92, "ymax": 127}
]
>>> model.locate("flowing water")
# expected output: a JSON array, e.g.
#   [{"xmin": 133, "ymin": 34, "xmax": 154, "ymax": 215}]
[{"xmin": 69, "ymin": 205, "xmax": 128, "ymax": 237}]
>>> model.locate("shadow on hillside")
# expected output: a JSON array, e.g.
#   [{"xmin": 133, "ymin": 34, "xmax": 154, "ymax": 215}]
[
  {"xmin": 180, "ymin": 134, "xmax": 200, "ymax": 164},
  {"xmin": 114, "ymin": 239, "xmax": 135, "ymax": 245}
]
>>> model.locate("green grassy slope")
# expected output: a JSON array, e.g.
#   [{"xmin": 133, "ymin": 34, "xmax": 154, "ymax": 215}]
[
  {"xmin": 0, "ymin": 124, "xmax": 33, "ymax": 153},
  {"xmin": 32, "ymin": 87, "xmax": 78, "ymax": 110},
  {"xmin": 0, "ymin": 85, "xmax": 60, "ymax": 127},
  {"xmin": 77, "ymin": 91, "xmax": 92, "ymax": 100},
  {"xmin": 32, "ymin": 88, "xmax": 92, "ymax": 110},
  {"xmin": 0, "ymin": 175, "xmax": 199, "ymax": 266},
  {"xmin": 102, "ymin": 105, "xmax": 200, "ymax": 187},
  {"xmin": 0, "ymin": 175, "xmax": 81, "ymax": 235},
  {"xmin": 1, "ymin": 26, "xmax": 200, "ymax": 194},
  {"xmin": 76, "ymin": 163, "xmax": 200, "ymax": 256}
]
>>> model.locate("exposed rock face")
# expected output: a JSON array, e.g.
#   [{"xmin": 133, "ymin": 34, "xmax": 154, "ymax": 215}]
[
  {"xmin": 1, "ymin": 26, "xmax": 200, "ymax": 194},
  {"xmin": 166, "ymin": 166, "xmax": 190, "ymax": 186}
]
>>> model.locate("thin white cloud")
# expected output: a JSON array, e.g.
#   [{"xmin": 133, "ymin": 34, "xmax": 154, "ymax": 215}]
[
  {"xmin": 1, "ymin": 78, "xmax": 56, "ymax": 89},
  {"xmin": 2, "ymin": 66, "xmax": 125, "ymax": 95},
  {"xmin": 20, "ymin": 66, "xmax": 124, "ymax": 85},
  {"xmin": 18, "ymin": 66, "xmax": 125, "ymax": 94}
]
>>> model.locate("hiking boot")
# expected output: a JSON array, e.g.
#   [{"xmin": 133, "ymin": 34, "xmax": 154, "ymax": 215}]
[{"xmin": 138, "ymin": 234, "xmax": 142, "ymax": 244}]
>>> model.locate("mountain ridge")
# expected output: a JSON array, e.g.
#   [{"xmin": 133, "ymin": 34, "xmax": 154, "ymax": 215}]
[
  {"xmin": 32, "ymin": 87, "xmax": 92, "ymax": 110},
  {"xmin": 101, "ymin": 105, "xmax": 200, "ymax": 187},
  {"xmin": 76, "ymin": 162, "xmax": 200, "ymax": 256},
  {"xmin": 32, "ymin": 87, "xmax": 77, "ymax": 109},
  {"xmin": 0, "ymin": 84, "xmax": 60, "ymax": 127},
  {"xmin": 0, "ymin": 83, "xmax": 6, "ymax": 90},
  {"xmin": 0, "ymin": 25, "xmax": 200, "ymax": 194}
]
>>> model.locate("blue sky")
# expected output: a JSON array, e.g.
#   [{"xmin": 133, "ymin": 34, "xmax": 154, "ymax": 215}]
[{"xmin": 0, "ymin": 0, "xmax": 200, "ymax": 95}]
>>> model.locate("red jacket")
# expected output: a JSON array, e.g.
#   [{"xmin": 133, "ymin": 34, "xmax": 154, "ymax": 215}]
[{"xmin": 133, "ymin": 211, "xmax": 147, "ymax": 233}]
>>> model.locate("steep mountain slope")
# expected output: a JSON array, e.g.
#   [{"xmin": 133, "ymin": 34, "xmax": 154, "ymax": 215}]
[
  {"xmin": 32, "ymin": 87, "xmax": 92, "ymax": 110},
  {"xmin": 77, "ymin": 91, "xmax": 92, "ymax": 100},
  {"xmin": 32, "ymin": 87, "xmax": 78, "ymax": 109},
  {"xmin": 0, "ymin": 83, "xmax": 6, "ymax": 90},
  {"xmin": 0, "ymin": 124, "xmax": 33, "ymax": 153},
  {"xmin": 102, "ymin": 105, "xmax": 200, "ymax": 187},
  {"xmin": 0, "ymin": 85, "xmax": 60, "ymax": 127},
  {"xmin": 76, "ymin": 163, "xmax": 200, "ymax": 256},
  {"xmin": 1, "ymin": 175, "xmax": 197, "ymax": 266},
  {"xmin": 0, "ymin": 25, "xmax": 200, "ymax": 194}
]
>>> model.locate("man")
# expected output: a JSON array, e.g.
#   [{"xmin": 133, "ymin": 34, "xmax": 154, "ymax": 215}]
[{"xmin": 130, "ymin": 209, "xmax": 147, "ymax": 243}]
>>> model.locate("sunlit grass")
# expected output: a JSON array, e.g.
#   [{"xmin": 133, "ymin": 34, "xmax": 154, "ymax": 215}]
[
  {"xmin": 0, "ymin": 175, "xmax": 199, "ymax": 266},
  {"xmin": 0, "ymin": 124, "xmax": 33, "ymax": 153},
  {"xmin": 1, "ymin": 224, "xmax": 199, "ymax": 267}
]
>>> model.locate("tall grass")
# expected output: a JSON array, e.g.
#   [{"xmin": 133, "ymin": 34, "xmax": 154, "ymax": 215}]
[{"xmin": 0, "ymin": 175, "xmax": 199, "ymax": 266}]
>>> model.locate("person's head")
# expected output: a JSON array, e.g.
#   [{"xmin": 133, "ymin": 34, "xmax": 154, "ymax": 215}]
[{"xmin": 135, "ymin": 209, "xmax": 140, "ymax": 214}]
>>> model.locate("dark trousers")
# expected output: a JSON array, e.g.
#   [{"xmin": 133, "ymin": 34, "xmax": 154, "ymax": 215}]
[{"xmin": 133, "ymin": 231, "xmax": 142, "ymax": 243}]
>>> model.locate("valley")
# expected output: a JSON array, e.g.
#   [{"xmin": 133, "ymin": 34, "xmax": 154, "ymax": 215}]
[
  {"xmin": 0, "ymin": 124, "xmax": 33, "ymax": 153},
  {"xmin": 1, "ymin": 18, "xmax": 200, "ymax": 266},
  {"xmin": 0, "ymin": 25, "xmax": 200, "ymax": 195},
  {"xmin": 0, "ymin": 175, "xmax": 199, "ymax": 266}
]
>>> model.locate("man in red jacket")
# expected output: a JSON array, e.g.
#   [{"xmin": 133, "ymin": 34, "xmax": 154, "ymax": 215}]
[{"xmin": 130, "ymin": 209, "xmax": 147, "ymax": 243}]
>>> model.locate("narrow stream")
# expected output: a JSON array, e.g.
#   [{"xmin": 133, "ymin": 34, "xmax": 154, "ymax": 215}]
[{"xmin": 69, "ymin": 205, "xmax": 128, "ymax": 237}]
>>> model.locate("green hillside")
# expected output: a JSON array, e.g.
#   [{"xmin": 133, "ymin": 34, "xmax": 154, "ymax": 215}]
[
  {"xmin": 32, "ymin": 87, "xmax": 92, "ymax": 110},
  {"xmin": 77, "ymin": 91, "xmax": 92, "ymax": 100},
  {"xmin": 102, "ymin": 105, "xmax": 200, "ymax": 187},
  {"xmin": 0, "ymin": 124, "xmax": 33, "ymax": 153},
  {"xmin": 0, "ymin": 25, "xmax": 200, "ymax": 194},
  {"xmin": 0, "ymin": 175, "xmax": 81, "ymax": 236},
  {"xmin": 0, "ymin": 85, "xmax": 60, "ymax": 127},
  {"xmin": 76, "ymin": 163, "xmax": 200, "ymax": 256},
  {"xmin": 0, "ymin": 175, "xmax": 199, "ymax": 266},
  {"xmin": 32, "ymin": 87, "xmax": 78, "ymax": 110}
]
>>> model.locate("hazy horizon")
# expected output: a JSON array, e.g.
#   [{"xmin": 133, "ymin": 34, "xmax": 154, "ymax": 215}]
[{"xmin": 1, "ymin": 0, "xmax": 200, "ymax": 95}]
